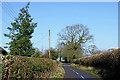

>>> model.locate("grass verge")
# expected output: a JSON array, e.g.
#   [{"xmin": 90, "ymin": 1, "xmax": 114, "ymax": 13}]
[
  {"xmin": 50, "ymin": 63, "xmax": 65, "ymax": 78},
  {"xmin": 70, "ymin": 63, "xmax": 102, "ymax": 78}
]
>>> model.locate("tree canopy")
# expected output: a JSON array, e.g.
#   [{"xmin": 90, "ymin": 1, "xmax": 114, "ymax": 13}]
[
  {"xmin": 57, "ymin": 24, "xmax": 93, "ymax": 62},
  {"xmin": 33, "ymin": 48, "xmax": 42, "ymax": 58},
  {"xmin": 4, "ymin": 2, "xmax": 37, "ymax": 57},
  {"xmin": 42, "ymin": 48, "xmax": 58, "ymax": 60}
]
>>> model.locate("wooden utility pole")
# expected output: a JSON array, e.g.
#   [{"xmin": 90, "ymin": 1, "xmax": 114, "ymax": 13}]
[{"xmin": 49, "ymin": 29, "xmax": 51, "ymax": 58}]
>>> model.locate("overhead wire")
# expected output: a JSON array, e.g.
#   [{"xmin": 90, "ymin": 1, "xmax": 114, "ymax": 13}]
[
  {"xmin": 2, "ymin": 0, "xmax": 18, "ymax": 18},
  {"xmin": 2, "ymin": 2, "xmax": 60, "ymax": 51},
  {"xmin": 4, "ymin": 2, "xmax": 18, "ymax": 17},
  {"xmin": 2, "ymin": 4, "xmax": 15, "ymax": 19},
  {"xmin": 33, "ymin": 33, "xmax": 48, "ymax": 46}
]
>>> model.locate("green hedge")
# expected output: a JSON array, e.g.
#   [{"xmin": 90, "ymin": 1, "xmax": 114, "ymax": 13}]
[
  {"xmin": 2, "ymin": 55, "xmax": 58, "ymax": 78},
  {"xmin": 73, "ymin": 49, "xmax": 120, "ymax": 79}
]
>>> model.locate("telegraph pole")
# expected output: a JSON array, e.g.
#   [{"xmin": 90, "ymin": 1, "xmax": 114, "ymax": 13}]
[{"xmin": 49, "ymin": 29, "xmax": 51, "ymax": 58}]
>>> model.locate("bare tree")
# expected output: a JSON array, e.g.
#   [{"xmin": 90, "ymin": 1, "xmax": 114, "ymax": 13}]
[
  {"xmin": 88, "ymin": 45, "xmax": 103, "ymax": 55},
  {"xmin": 58, "ymin": 24, "xmax": 93, "ymax": 61}
]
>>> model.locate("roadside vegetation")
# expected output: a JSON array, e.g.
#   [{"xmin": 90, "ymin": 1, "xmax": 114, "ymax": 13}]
[
  {"xmin": 41, "ymin": 48, "xmax": 59, "ymax": 60},
  {"xmin": 50, "ymin": 63, "xmax": 65, "ymax": 78},
  {"xmin": 2, "ymin": 1, "xmax": 118, "ymax": 79},
  {"xmin": 71, "ymin": 63, "xmax": 101, "ymax": 78},
  {"xmin": 2, "ymin": 55, "xmax": 59, "ymax": 78},
  {"xmin": 72, "ymin": 49, "xmax": 120, "ymax": 80},
  {"xmin": 4, "ymin": 2, "xmax": 37, "ymax": 57}
]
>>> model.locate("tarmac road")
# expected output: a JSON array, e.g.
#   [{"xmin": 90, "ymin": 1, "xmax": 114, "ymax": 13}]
[{"xmin": 62, "ymin": 64, "xmax": 103, "ymax": 80}]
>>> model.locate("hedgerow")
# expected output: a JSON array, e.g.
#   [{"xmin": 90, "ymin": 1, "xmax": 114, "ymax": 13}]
[
  {"xmin": 73, "ymin": 49, "xmax": 120, "ymax": 80},
  {"xmin": 2, "ymin": 55, "xmax": 58, "ymax": 79}
]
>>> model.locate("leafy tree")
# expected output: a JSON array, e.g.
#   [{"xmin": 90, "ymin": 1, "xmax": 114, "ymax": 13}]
[
  {"xmin": 58, "ymin": 24, "xmax": 93, "ymax": 61},
  {"xmin": 42, "ymin": 48, "xmax": 58, "ymax": 60},
  {"xmin": 4, "ymin": 2, "xmax": 37, "ymax": 57},
  {"xmin": 62, "ymin": 45, "xmax": 82, "ymax": 62},
  {"xmin": 50, "ymin": 48, "xmax": 58, "ymax": 60},
  {"xmin": 33, "ymin": 48, "xmax": 42, "ymax": 58}
]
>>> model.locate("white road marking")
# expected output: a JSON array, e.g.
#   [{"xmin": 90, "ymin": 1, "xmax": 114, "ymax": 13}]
[
  {"xmin": 73, "ymin": 70, "xmax": 75, "ymax": 72},
  {"xmin": 69, "ymin": 68, "xmax": 85, "ymax": 79},
  {"xmin": 71, "ymin": 69, "xmax": 79, "ymax": 75},
  {"xmin": 75, "ymin": 72, "xmax": 79, "ymax": 74},
  {"xmin": 81, "ymin": 75, "xmax": 85, "ymax": 79}
]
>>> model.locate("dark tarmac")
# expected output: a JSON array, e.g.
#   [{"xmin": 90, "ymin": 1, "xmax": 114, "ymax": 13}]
[{"xmin": 62, "ymin": 64, "xmax": 103, "ymax": 80}]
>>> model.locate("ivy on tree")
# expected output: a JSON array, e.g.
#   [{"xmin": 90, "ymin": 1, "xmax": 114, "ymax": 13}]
[{"xmin": 4, "ymin": 2, "xmax": 37, "ymax": 57}]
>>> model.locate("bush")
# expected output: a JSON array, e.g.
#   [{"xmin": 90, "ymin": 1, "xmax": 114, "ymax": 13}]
[
  {"xmin": 75, "ymin": 59, "xmax": 79, "ymax": 64},
  {"xmin": 42, "ymin": 48, "xmax": 58, "ymax": 60},
  {"xmin": 2, "ymin": 55, "xmax": 58, "ymax": 78},
  {"xmin": 33, "ymin": 51, "xmax": 41, "ymax": 58}
]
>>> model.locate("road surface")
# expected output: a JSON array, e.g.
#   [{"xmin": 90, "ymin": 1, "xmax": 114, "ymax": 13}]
[{"xmin": 62, "ymin": 64, "xmax": 103, "ymax": 80}]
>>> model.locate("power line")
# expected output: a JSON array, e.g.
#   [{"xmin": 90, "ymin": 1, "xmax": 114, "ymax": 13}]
[
  {"xmin": 4, "ymin": 2, "xmax": 18, "ymax": 17},
  {"xmin": 2, "ymin": 4, "xmax": 15, "ymax": 19},
  {"xmin": 2, "ymin": 1, "xmax": 17, "ymax": 18},
  {"xmin": 33, "ymin": 33, "xmax": 48, "ymax": 46},
  {"xmin": 2, "ymin": 9, "xmax": 14, "ymax": 20}
]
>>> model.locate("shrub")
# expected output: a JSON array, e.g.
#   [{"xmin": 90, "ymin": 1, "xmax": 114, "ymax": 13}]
[
  {"xmin": 42, "ymin": 48, "xmax": 59, "ymax": 60},
  {"xmin": 2, "ymin": 55, "xmax": 58, "ymax": 78},
  {"xmin": 75, "ymin": 59, "xmax": 79, "ymax": 64}
]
